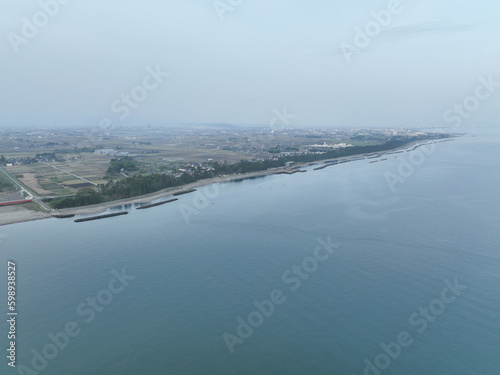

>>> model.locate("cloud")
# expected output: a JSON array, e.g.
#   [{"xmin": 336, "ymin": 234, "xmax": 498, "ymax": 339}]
[
  {"xmin": 325, "ymin": 21, "xmax": 472, "ymax": 58},
  {"xmin": 378, "ymin": 21, "xmax": 472, "ymax": 41}
]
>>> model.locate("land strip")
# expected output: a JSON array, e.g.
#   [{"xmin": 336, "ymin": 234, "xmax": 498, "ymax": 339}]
[{"xmin": 0, "ymin": 138, "xmax": 442, "ymax": 227}]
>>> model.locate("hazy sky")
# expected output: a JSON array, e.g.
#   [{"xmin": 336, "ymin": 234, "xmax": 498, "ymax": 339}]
[{"xmin": 1, "ymin": 0, "xmax": 499, "ymax": 128}]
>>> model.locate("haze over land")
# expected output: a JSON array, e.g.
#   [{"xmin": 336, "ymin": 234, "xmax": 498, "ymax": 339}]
[{"xmin": 2, "ymin": 0, "xmax": 499, "ymax": 128}]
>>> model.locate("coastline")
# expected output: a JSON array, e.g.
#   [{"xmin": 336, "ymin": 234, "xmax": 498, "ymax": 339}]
[
  {"xmin": 0, "ymin": 166, "xmax": 300, "ymax": 227},
  {"xmin": 0, "ymin": 138, "xmax": 452, "ymax": 227}
]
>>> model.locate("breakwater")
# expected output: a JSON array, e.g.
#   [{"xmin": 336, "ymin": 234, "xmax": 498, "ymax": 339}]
[
  {"xmin": 313, "ymin": 163, "xmax": 337, "ymax": 171},
  {"xmin": 136, "ymin": 198, "xmax": 178, "ymax": 210},
  {"xmin": 173, "ymin": 189, "xmax": 197, "ymax": 196},
  {"xmin": 274, "ymin": 169, "xmax": 307, "ymax": 175},
  {"xmin": 74, "ymin": 211, "xmax": 128, "ymax": 223}
]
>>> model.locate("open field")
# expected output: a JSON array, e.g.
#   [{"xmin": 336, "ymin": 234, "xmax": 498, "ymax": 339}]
[{"xmin": 17, "ymin": 173, "xmax": 53, "ymax": 195}]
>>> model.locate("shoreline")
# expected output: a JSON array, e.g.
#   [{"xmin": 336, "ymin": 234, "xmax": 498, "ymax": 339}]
[{"xmin": 0, "ymin": 138, "xmax": 452, "ymax": 227}]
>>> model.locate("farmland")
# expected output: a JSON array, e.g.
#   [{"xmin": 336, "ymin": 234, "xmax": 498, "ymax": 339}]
[{"xmin": 5, "ymin": 155, "xmax": 109, "ymax": 196}]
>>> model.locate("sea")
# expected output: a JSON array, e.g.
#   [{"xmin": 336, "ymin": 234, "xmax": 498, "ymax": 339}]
[{"xmin": 1, "ymin": 130, "xmax": 499, "ymax": 375}]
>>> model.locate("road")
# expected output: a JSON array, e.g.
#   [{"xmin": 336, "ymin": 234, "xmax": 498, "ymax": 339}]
[{"xmin": 40, "ymin": 162, "xmax": 98, "ymax": 186}]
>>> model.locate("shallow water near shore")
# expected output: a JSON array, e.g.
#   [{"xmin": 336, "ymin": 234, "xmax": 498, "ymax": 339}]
[{"xmin": 1, "ymin": 131, "xmax": 499, "ymax": 374}]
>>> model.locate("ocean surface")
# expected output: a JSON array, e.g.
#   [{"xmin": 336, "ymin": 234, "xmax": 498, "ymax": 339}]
[{"xmin": 1, "ymin": 131, "xmax": 499, "ymax": 375}]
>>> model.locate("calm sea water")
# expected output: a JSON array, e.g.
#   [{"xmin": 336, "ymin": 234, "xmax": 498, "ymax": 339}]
[{"xmin": 1, "ymin": 132, "xmax": 499, "ymax": 374}]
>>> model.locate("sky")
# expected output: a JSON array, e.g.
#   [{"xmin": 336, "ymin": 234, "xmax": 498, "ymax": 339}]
[{"xmin": 1, "ymin": 0, "xmax": 499, "ymax": 129}]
